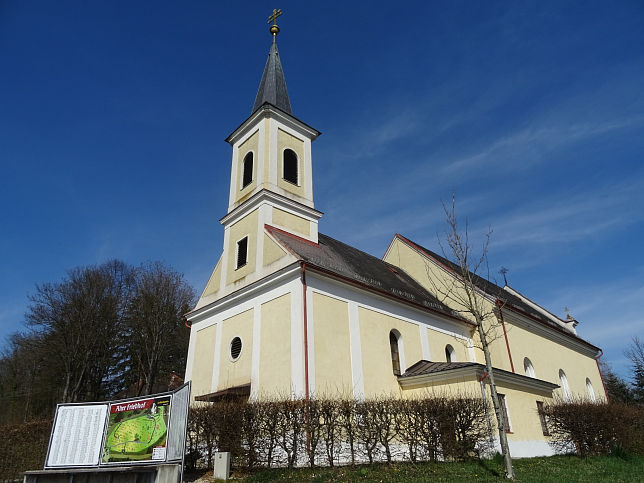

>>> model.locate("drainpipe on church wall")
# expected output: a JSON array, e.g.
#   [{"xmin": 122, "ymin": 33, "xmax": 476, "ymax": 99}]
[
  {"xmin": 496, "ymin": 299, "xmax": 515, "ymax": 373},
  {"xmin": 594, "ymin": 349, "xmax": 609, "ymax": 401},
  {"xmin": 301, "ymin": 262, "xmax": 310, "ymax": 400}
]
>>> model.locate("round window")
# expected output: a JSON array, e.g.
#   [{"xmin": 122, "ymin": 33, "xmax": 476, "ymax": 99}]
[{"xmin": 230, "ymin": 336, "xmax": 242, "ymax": 360}]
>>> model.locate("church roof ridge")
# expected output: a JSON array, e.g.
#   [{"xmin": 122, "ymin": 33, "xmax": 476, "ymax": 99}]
[{"xmin": 252, "ymin": 36, "xmax": 293, "ymax": 115}]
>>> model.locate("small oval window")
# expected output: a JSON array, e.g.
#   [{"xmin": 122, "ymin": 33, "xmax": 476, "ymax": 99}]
[{"xmin": 230, "ymin": 337, "xmax": 242, "ymax": 360}]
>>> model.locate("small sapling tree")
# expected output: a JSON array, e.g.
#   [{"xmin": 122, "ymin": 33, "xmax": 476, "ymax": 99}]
[{"xmin": 426, "ymin": 195, "xmax": 515, "ymax": 479}]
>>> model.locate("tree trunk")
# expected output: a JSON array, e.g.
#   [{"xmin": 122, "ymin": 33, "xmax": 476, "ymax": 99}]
[{"xmin": 477, "ymin": 321, "xmax": 515, "ymax": 479}]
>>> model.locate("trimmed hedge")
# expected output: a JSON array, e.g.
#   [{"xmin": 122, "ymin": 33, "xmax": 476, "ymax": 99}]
[
  {"xmin": 0, "ymin": 420, "xmax": 52, "ymax": 480},
  {"xmin": 543, "ymin": 400, "xmax": 643, "ymax": 456},
  {"xmin": 187, "ymin": 395, "xmax": 492, "ymax": 470}
]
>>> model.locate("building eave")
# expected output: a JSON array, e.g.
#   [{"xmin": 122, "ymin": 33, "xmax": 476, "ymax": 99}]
[
  {"xmin": 220, "ymin": 189, "xmax": 323, "ymax": 227},
  {"xmin": 398, "ymin": 362, "xmax": 559, "ymax": 395},
  {"xmin": 225, "ymin": 103, "xmax": 320, "ymax": 145},
  {"xmin": 186, "ymin": 262, "xmax": 301, "ymax": 324}
]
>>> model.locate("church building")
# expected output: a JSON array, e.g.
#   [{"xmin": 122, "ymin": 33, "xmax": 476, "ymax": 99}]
[{"xmin": 184, "ymin": 20, "xmax": 606, "ymax": 457}]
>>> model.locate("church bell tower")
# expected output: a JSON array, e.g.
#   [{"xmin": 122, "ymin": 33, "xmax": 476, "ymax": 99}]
[{"xmin": 216, "ymin": 11, "xmax": 322, "ymax": 293}]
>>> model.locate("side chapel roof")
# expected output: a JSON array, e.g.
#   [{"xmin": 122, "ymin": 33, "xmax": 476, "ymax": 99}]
[
  {"xmin": 252, "ymin": 36, "xmax": 293, "ymax": 115},
  {"xmin": 266, "ymin": 227, "xmax": 465, "ymax": 323},
  {"xmin": 399, "ymin": 360, "xmax": 560, "ymax": 392}
]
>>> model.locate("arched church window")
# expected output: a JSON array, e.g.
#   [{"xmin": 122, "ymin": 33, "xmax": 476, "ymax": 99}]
[
  {"xmin": 524, "ymin": 357, "xmax": 536, "ymax": 378},
  {"xmin": 586, "ymin": 378, "xmax": 596, "ymax": 402},
  {"xmin": 283, "ymin": 149, "xmax": 298, "ymax": 185},
  {"xmin": 559, "ymin": 369, "xmax": 571, "ymax": 402},
  {"xmin": 390, "ymin": 330, "xmax": 401, "ymax": 376},
  {"xmin": 242, "ymin": 152, "xmax": 253, "ymax": 188},
  {"xmin": 445, "ymin": 344, "xmax": 456, "ymax": 363}
]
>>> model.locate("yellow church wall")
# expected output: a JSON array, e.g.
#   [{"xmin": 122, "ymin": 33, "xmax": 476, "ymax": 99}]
[
  {"xmin": 492, "ymin": 384, "xmax": 554, "ymax": 442},
  {"xmin": 263, "ymin": 118, "xmax": 271, "ymax": 185},
  {"xmin": 272, "ymin": 207, "xmax": 310, "ymax": 237},
  {"xmin": 358, "ymin": 307, "xmax": 423, "ymax": 398},
  {"xmin": 401, "ymin": 378, "xmax": 481, "ymax": 399},
  {"xmin": 384, "ymin": 238, "xmax": 514, "ymax": 372},
  {"xmin": 502, "ymin": 320, "xmax": 604, "ymax": 401},
  {"xmin": 426, "ymin": 328, "xmax": 470, "ymax": 363},
  {"xmin": 200, "ymin": 256, "xmax": 222, "ymax": 298},
  {"xmin": 217, "ymin": 309, "xmax": 254, "ymax": 391},
  {"xmin": 236, "ymin": 130, "xmax": 259, "ymax": 204},
  {"xmin": 226, "ymin": 210, "xmax": 258, "ymax": 284},
  {"xmin": 312, "ymin": 293, "xmax": 353, "ymax": 396},
  {"xmin": 191, "ymin": 324, "xmax": 217, "ymax": 400},
  {"xmin": 472, "ymin": 327, "xmax": 514, "ymax": 373},
  {"xmin": 263, "ymin": 233, "xmax": 287, "ymax": 266},
  {"xmin": 277, "ymin": 128, "xmax": 306, "ymax": 198},
  {"xmin": 259, "ymin": 294, "xmax": 292, "ymax": 397}
]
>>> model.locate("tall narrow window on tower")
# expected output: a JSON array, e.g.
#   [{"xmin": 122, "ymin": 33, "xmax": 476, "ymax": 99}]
[
  {"xmin": 236, "ymin": 237, "xmax": 248, "ymax": 269},
  {"xmin": 242, "ymin": 152, "xmax": 253, "ymax": 188},
  {"xmin": 283, "ymin": 149, "xmax": 298, "ymax": 185}
]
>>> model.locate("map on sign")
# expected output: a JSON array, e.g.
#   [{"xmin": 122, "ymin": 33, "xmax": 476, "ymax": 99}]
[{"xmin": 101, "ymin": 396, "xmax": 170, "ymax": 463}]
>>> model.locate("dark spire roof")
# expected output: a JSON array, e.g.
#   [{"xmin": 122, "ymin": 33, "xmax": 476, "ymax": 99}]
[{"xmin": 252, "ymin": 36, "xmax": 293, "ymax": 115}]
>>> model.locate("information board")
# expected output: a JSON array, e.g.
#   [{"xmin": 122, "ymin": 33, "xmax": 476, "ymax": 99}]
[
  {"xmin": 101, "ymin": 395, "xmax": 171, "ymax": 464},
  {"xmin": 44, "ymin": 383, "xmax": 191, "ymax": 469},
  {"xmin": 166, "ymin": 383, "xmax": 190, "ymax": 461},
  {"xmin": 46, "ymin": 403, "xmax": 108, "ymax": 467}
]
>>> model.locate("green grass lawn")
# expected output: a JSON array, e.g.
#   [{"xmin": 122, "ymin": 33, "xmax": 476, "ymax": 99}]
[{"xmin": 212, "ymin": 453, "xmax": 644, "ymax": 482}]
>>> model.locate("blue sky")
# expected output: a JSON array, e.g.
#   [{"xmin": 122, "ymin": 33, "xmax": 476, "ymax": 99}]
[{"xmin": 2, "ymin": 1, "xmax": 643, "ymax": 380}]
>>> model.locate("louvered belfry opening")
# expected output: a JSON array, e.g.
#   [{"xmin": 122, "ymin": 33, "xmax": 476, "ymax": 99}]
[
  {"xmin": 230, "ymin": 337, "xmax": 242, "ymax": 360},
  {"xmin": 390, "ymin": 331, "xmax": 401, "ymax": 376},
  {"xmin": 237, "ymin": 237, "xmax": 248, "ymax": 268}
]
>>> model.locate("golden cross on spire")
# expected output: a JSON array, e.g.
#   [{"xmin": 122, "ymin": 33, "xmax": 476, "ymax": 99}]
[
  {"xmin": 268, "ymin": 8, "xmax": 283, "ymax": 35},
  {"xmin": 268, "ymin": 8, "xmax": 283, "ymax": 25}
]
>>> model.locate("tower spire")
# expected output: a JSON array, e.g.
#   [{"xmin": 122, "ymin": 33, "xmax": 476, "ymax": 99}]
[{"xmin": 252, "ymin": 9, "xmax": 293, "ymax": 115}]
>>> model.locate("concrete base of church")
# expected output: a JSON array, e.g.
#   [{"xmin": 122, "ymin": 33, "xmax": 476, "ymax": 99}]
[
  {"xmin": 487, "ymin": 439, "xmax": 556, "ymax": 458},
  {"xmin": 24, "ymin": 463, "xmax": 181, "ymax": 483}
]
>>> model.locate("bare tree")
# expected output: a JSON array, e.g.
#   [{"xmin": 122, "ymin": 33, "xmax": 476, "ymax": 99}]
[
  {"xmin": 123, "ymin": 261, "xmax": 195, "ymax": 395},
  {"xmin": 427, "ymin": 195, "xmax": 515, "ymax": 479},
  {"xmin": 625, "ymin": 336, "xmax": 644, "ymax": 403},
  {"xmin": 25, "ymin": 260, "xmax": 133, "ymax": 403}
]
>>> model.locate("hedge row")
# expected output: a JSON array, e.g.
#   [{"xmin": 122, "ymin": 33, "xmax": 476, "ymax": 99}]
[
  {"xmin": 186, "ymin": 395, "xmax": 492, "ymax": 470},
  {"xmin": 0, "ymin": 419, "xmax": 52, "ymax": 480},
  {"xmin": 544, "ymin": 400, "xmax": 643, "ymax": 456}
]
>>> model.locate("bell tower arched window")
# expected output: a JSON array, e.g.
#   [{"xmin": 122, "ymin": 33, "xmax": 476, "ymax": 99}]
[
  {"xmin": 242, "ymin": 152, "xmax": 253, "ymax": 188},
  {"xmin": 390, "ymin": 331, "xmax": 401, "ymax": 376},
  {"xmin": 283, "ymin": 149, "xmax": 298, "ymax": 185}
]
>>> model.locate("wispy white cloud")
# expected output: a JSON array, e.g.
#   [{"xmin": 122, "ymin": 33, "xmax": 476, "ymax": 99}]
[
  {"xmin": 440, "ymin": 115, "xmax": 644, "ymax": 176},
  {"xmin": 538, "ymin": 277, "xmax": 644, "ymax": 378},
  {"xmin": 478, "ymin": 175, "xmax": 644, "ymax": 251}
]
